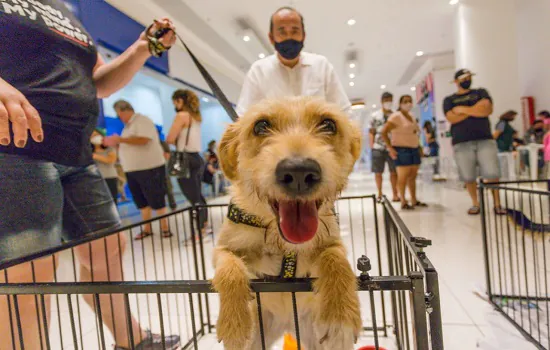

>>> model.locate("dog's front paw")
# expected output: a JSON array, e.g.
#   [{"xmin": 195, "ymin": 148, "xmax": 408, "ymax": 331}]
[
  {"xmin": 316, "ymin": 290, "xmax": 362, "ymax": 346},
  {"xmin": 216, "ymin": 302, "xmax": 252, "ymax": 350},
  {"xmin": 317, "ymin": 323, "xmax": 358, "ymax": 350}
]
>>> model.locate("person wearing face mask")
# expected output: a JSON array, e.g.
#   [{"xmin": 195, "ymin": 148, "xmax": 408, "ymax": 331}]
[
  {"xmin": 443, "ymin": 69, "xmax": 504, "ymax": 216},
  {"xmin": 370, "ymin": 92, "xmax": 399, "ymax": 203},
  {"xmin": 91, "ymin": 128, "xmax": 119, "ymax": 203},
  {"xmin": 381, "ymin": 95, "xmax": 427, "ymax": 210},
  {"xmin": 236, "ymin": 6, "xmax": 350, "ymax": 116}
]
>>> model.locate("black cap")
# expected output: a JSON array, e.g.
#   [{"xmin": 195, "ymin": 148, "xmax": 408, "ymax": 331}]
[
  {"xmin": 454, "ymin": 69, "xmax": 475, "ymax": 81},
  {"xmin": 381, "ymin": 92, "xmax": 393, "ymax": 100},
  {"xmin": 539, "ymin": 110, "xmax": 550, "ymax": 118}
]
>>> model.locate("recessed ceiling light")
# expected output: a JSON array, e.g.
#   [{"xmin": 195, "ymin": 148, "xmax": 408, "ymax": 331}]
[
  {"xmin": 347, "ymin": 19, "xmax": 356, "ymax": 26},
  {"xmin": 372, "ymin": 104, "xmax": 377, "ymax": 108},
  {"xmin": 449, "ymin": 0, "xmax": 459, "ymax": 4},
  {"xmin": 349, "ymin": 82, "xmax": 355, "ymax": 87},
  {"xmin": 351, "ymin": 104, "xmax": 365, "ymax": 110},
  {"xmin": 416, "ymin": 51, "xmax": 424, "ymax": 57},
  {"xmin": 243, "ymin": 35, "xmax": 251, "ymax": 42},
  {"xmin": 258, "ymin": 53, "xmax": 265, "ymax": 59},
  {"xmin": 349, "ymin": 73, "xmax": 355, "ymax": 79},
  {"xmin": 411, "ymin": 86, "xmax": 417, "ymax": 91},
  {"xmin": 380, "ymin": 84, "xmax": 386, "ymax": 89},
  {"xmin": 349, "ymin": 63, "xmax": 356, "ymax": 69},
  {"xmin": 202, "ymin": 97, "xmax": 210, "ymax": 103}
]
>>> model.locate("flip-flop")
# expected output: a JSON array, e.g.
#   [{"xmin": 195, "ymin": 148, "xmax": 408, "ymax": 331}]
[
  {"xmin": 468, "ymin": 206, "xmax": 481, "ymax": 215},
  {"xmin": 392, "ymin": 198, "xmax": 401, "ymax": 203},
  {"xmin": 414, "ymin": 201, "xmax": 428, "ymax": 207},
  {"xmin": 376, "ymin": 197, "xmax": 383, "ymax": 204},
  {"xmin": 162, "ymin": 231, "xmax": 174, "ymax": 238},
  {"xmin": 134, "ymin": 231, "xmax": 153, "ymax": 240},
  {"xmin": 401, "ymin": 204, "xmax": 415, "ymax": 210},
  {"xmin": 494, "ymin": 207, "xmax": 507, "ymax": 216}
]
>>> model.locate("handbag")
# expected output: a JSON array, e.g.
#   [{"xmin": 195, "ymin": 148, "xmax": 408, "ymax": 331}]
[{"xmin": 167, "ymin": 120, "xmax": 192, "ymax": 178}]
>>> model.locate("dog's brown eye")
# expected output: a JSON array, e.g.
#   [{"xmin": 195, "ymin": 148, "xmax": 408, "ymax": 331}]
[
  {"xmin": 319, "ymin": 119, "xmax": 337, "ymax": 134},
  {"xmin": 254, "ymin": 120, "xmax": 271, "ymax": 136}
]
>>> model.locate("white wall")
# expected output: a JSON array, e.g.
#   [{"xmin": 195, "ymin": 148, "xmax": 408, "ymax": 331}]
[
  {"xmin": 455, "ymin": 0, "xmax": 523, "ymax": 132},
  {"xmin": 516, "ymin": 0, "xmax": 550, "ymax": 115}
]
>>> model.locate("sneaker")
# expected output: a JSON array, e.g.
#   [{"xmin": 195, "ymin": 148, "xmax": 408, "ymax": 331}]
[{"xmin": 114, "ymin": 330, "xmax": 180, "ymax": 350}]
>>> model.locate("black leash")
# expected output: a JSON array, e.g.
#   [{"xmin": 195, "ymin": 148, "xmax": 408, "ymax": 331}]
[{"xmin": 148, "ymin": 25, "xmax": 239, "ymax": 122}]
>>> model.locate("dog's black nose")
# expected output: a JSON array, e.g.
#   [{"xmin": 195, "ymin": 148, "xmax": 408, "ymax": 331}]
[{"xmin": 276, "ymin": 158, "xmax": 322, "ymax": 195}]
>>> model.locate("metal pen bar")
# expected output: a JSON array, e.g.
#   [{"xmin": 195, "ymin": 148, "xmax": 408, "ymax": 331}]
[
  {"xmin": 291, "ymin": 292, "xmax": 301, "ymax": 350},
  {"xmin": 256, "ymin": 292, "xmax": 267, "ymax": 350},
  {"xmin": 124, "ymin": 294, "xmax": 136, "ymax": 350}
]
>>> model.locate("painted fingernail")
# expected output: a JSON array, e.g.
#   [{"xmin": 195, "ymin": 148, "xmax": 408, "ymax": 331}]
[
  {"xmin": 0, "ymin": 138, "xmax": 8, "ymax": 145},
  {"xmin": 16, "ymin": 140, "xmax": 26, "ymax": 148},
  {"xmin": 36, "ymin": 134, "xmax": 43, "ymax": 142}
]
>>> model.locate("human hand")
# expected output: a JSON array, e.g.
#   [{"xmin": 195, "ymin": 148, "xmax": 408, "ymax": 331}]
[
  {"xmin": 103, "ymin": 134, "xmax": 121, "ymax": 147},
  {"xmin": 389, "ymin": 148, "xmax": 398, "ymax": 160},
  {"xmin": 0, "ymin": 78, "xmax": 43, "ymax": 147},
  {"xmin": 140, "ymin": 18, "xmax": 176, "ymax": 49}
]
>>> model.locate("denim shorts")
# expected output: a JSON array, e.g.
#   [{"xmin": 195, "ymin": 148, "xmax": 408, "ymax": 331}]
[
  {"xmin": 394, "ymin": 147, "xmax": 421, "ymax": 167},
  {"xmin": 0, "ymin": 153, "xmax": 121, "ymax": 266},
  {"xmin": 453, "ymin": 139, "xmax": 500, "ymax": 183}
]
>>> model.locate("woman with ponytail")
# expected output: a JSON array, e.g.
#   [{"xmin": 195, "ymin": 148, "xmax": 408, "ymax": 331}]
[
  {"xmin": 167, "ymin": 89, "xmax": 209, "ymax": 236},
  {"xmin": 381, "ymin": 95, "xmax": 427, "ymax": 210}
]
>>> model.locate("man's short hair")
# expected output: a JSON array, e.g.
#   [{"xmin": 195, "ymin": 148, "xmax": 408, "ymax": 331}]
[
  {"xmin": 270, "ymin": 6, "xmax": 305, "ymax": 33},
  {"xmin": 381, "ymin": 92, "xmax": 393, "ymax": 101},
  {"xmin": 113, "ymin": 100, "xmax": 134, "ymax": 112}
]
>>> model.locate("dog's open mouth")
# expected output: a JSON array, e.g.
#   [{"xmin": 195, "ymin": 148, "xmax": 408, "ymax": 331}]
[{"xmin": 271, "ymin": 200, "xmax": 322, "ymax": 244}]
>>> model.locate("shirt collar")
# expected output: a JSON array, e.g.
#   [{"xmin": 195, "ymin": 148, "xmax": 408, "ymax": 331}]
[
  {"xmin": 277, "ymin": 52, "xmax": 312, "ymax": 69},
  {"xmin": 127, "ymin": 113, "xmax": 138, "ymax": 125}
]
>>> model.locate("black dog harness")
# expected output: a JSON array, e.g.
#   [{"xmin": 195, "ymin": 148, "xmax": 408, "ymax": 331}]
[{"xmin": 227, "ymin": 203, "xmax": 297, "ymax": 279}]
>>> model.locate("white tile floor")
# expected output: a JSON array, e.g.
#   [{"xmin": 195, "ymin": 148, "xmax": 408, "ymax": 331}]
[{"xmin": 18, "ymin": 170, "xmax": 544, "ymax": 350}]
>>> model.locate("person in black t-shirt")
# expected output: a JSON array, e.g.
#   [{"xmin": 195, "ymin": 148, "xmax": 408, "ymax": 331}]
[
  {"xmin": 0, "ymin": 2, "xmax": 179, "ymax": 349},
  {"xmin": 443, "ymin": 69, "xmax": 504, "ymax": 216}
]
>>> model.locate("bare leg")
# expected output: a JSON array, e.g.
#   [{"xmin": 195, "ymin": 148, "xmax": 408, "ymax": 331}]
[
  {"xmin": 485, "ymin": 178, "xmax": 502, "ymax": 208},
  {"xmin": 374, "ymin": 173, "xmax": 383, "ymax": 198},
  {"xmin": 0, "ymin": 256, "xmax": 57, "ymax": 350},
  {"xmin": 408, "ymin": 166, "xmax": 419, "ymax": 204},
  {"xmin": 396, "ymin": 167, "xmax": 410, "ymax": 207},
  {"xmin": 139, "ymin": 207, "xmax": 153, "ymax": 233},
  {"xmin": 465, "ymin": 182, "xmax": 479, "ymax": 207},
  {"xmin": 390, "ymin": 171, "xmax": 399, "ymax": 200},
  {"xmin": 155, "ymin": 207, "xmax": 169, "ymax": 232},
  {"xmin": 75, "ymin": 233, "xmax": 146, "ymax": 348}
]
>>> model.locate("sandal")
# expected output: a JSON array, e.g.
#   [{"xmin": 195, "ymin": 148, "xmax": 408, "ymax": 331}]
[
  {"xmin": 392, "ymin": 197, "xmax": 401, "ymax": 203},
  {"xmin": 468, "ymin": 206, "xmax": 481, "ymax": 215},
  {"xmin": 162, "ymin": 230, "xmax": 174, "ymax": 238},
  {"xmin": 494, "ymin": 206, "xmax": 507, "ymax": 216},
  {"xmin": 134, "ymin": 231, "xmax": 153, "ymax": 240},
  {"xmin": 414, "ymin": 201, "xmax": 428, "ymax": 207},
  {"xmin": 376, "ymin": 196, "xmax": 383, "ymax": 204},
  {"xmin": 401, "ymin": 204, "xmax": 415, "ymax": 210}
]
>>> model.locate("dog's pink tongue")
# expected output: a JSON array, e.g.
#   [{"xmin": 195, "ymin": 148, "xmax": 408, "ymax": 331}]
[{"xmin": 279, "ymin": 201, "xmax": 318, "ymax": 244}]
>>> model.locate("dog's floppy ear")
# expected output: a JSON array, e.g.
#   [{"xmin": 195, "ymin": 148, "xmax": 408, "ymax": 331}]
[
  {"xmin": 218, "ymin": 123, "xmax": 240, "ymax": 181},
  {"xmin": 349, "ymin": 122, "xmax": 363, "ymax": 162}
]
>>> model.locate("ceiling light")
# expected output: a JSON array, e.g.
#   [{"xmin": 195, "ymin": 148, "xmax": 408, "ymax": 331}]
[
  {"xmin": 349, "ymin": 63, "xmax": 356, "ymax": 69},
  {"xmin": 411, "ymin": 86, "xmax": 416, "ymax": 91},
  {"xmin": 416, "ymin": 51, "xmax": 424, "ymax": 57},
  {"xmin": 380, "ymin": 84, "xmax": 386, "ymax": 89},
  {"xmin": 349, "ymin": 73, "xmax": 355, "ymax": 79},
  {"xmin": 243, "ymin": 35, "xmax": 251, "ymax": 42},
  {"xmin": 258, "ymin": 53, "xmax": 265, "ymax": 59},
  {"xmin": 347, "ymin": 19, "xmax": 356, "ymax": 26},
  {"xmin": 351, "ymin": 104, "xmax": 365, "ymax": 110},
  {"xmin": 449, "ymin": 0, "xmax": 459, "ymax": 4},
  {"xmin": 349, "ymin": 82, "xmax": 355, "ymax": 87},
  {"xmin": 372, "ymin": 104, "xmax": 377, "ymax": 108},
  {"xmin": 202, "ymin": 97, "xmax": 210, "ymax": 103}
]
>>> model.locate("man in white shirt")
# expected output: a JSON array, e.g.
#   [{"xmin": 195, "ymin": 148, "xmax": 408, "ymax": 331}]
[
  {"xmin": 104, "ymin": 100, "xmax": 172, "ymax": 240},
  {"xmin": 236, "ymin": 6, "xmax": 350, "ymax": 116}
]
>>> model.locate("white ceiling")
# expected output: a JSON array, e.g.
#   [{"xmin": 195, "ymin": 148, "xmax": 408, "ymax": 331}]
[{"xmin": 178, "ymin": 0, "xmax": 457, "ymax": 105}]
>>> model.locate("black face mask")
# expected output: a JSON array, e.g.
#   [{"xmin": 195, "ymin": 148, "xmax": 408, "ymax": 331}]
[
  {"xmin": 274, "ymin": 39, "xmax": 304, "ymax": 60},
  {"xmin": 460, "ymin": 79, "xmax": 472, "ymax": 90}
]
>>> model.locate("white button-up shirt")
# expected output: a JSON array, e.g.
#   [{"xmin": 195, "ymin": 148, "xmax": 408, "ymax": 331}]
[{"xmin": 236, "ymin": 52, "xmax": 351, "ymax": 116}]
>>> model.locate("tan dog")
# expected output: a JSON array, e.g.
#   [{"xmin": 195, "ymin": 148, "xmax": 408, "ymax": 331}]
[{"xmin": 213, "ymin": 97, "xmax": 363, "ymax": 350}]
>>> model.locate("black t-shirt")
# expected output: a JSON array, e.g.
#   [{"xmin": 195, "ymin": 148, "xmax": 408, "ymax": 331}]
[
  {"xmin": 0, "ymin": 0, "xmax": 99, "ymax": 166},
  {"xmin": 443, "ymin": 88, "xmax": 493, "ymax": 145}
]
